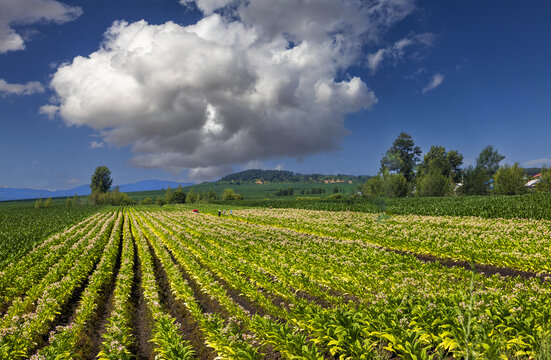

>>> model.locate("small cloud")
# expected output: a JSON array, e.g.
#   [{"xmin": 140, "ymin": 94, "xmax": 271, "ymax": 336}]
[
  {"xmin": 523, "ymin": 158, "xmax": 551, "ymax": 167},
  {"xmin": 422, "ymin": 73, "xmax": 444, "ymax": 94},
  {"xmin": 0, "ymin": 0, "xmax": 82, "ymax": 53},
  {"xmin": 0, "ymin": 78, "xmax": 44, "ymax": 96},
  {"xmin": 405, "ymin": 67, "xmax": 425, "ymax": 80},
  {"xmin": 89, "ymin": 141, "xmax": 104, "ymax": 149},
  {"xmin": 366, "ymin": 49, "xmax": 388, "ymax": 72},
  {"xmin": 241, "ymin": 160, "xmax": 266, "ymax": 170},
  {"xmin": 187, "ymin": 165, "xmax": 233, "ymax": 182},
  {"xmin": 39, "ymin": 104, "xmax": 59, "ymax": 119},
  {"xmin": 366, "ymin": 32, "xmax": 436, "ymax": 73},
  {"xmin": 65, "ymin": 178, "xmax": 80, "ymax": 185}
]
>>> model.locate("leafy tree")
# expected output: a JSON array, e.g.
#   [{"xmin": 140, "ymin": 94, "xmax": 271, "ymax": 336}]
[
  {"xmin": 362, "ymin": 176, "xmax": 383, "ymax": 198},
  {"xmin": 460, "ymin": 146, "xmax": 505, "ymax": 195},
  {"xmin": 458, "ymin": 166, "xmax": 489, "ymax": 195},
  {"xmin": 417, "ymin": 145, "xmax": 463, "ymax": 183},
  {"xmin": 164, "ymin": 186, "xmax": 173, "ymax": 203},
  {"xmin": 536, "ymin": 167, "xmax": 551, "ymax": 192},
  {"xmin": 476, "ymin": 145, "xmax": 505, "ymax": 177},
  {"xmin": 90, "ymin": 166, "xmax": 112, "ymax": 193},
  {"xmin": 65, "ymin": 197, "xmax": 73, "ymax": 207},
  {"xmin": 380, "ymin": 132, "xmax": 422, "ymax": 182},
  {"xmin": 156, "ymin": 197, "xmax": 166, "ymax": 206},
  {"xmin": 140, "ymin": 197, "xmax": 153, "ymax": 205},
  {"xmin": 417, "ymin": 168, "xmax": 454, "ymax": 197},
  {"xmin": 171, "ymin": 185, "xmax": 187, "ymax": 203},
  {"xmin": 34, "ymin": 199, "xmax": 44, "ymax": 208},
  {"xmin": 222, "ymin": 188, "xmax": 242, "ymax": 200},
  {"xmin": 494, "ymin": 163, "xmax": 526, "ymax": 195},
  {"xmin": 186, "ymin": 188, "xmax": 197, "ymax": 203},
  {"xmin": 361, "ymin": 172, "xmax": 408, "ymax": 198},
  {"xmin": 207, "ymin": 189, "xmax": 217, "ymax": 201},
  {"xmin": 44, "ymin": 197, "xmax": 52, "ymax": 208},
  {"xmin": 385, "ymin": 173, "xmax": 408, "ymax": 197}
]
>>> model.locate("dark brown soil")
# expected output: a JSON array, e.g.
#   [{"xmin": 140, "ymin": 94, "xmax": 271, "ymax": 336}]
[
  {"xmin": 387, "ymin": 248, "xmax": 543, "ymax": 280},
  {"xmin": 145, "ymin": 237, "xmax": 215, "ymax": 360},
  {"xmin": 294, "ymin": 290, "xmax": 332, "ymax": 308},
  {"xmin": 165, "ymin": 247, "xmax": 226, "ymax": 316},
  {"xmin": 130, "ymin": 234, "xmax": 154, "ymax": 360},
  {"xmin": 191, "ymin": 254, "xmax": 268, "ymax": 317}
]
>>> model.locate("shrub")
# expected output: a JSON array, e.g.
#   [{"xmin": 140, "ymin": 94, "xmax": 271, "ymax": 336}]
[
  {"xmin": 459, "ymin": 166, "xmax": 490, "ymax": 195},
  {"xmin": 416, "ymin": 169, "xmax": 453, "ymax": 197},
  {"xmin": 536, "ymin": 168, "xmax": 551, "ymax": 192},
  {"xmin": 494, "ymin": 162, "xmax": 526, "ymax": 195},
  {"xmin": 140, "ymin": 198, "xmax": 153, "ymax": 205},
  {"xmin": 222, "ymin": 188, "xmax": 243, "ymax": 200},
  {"xmin": 385, "ymin": 173, "xmax": 408, "ymax": 197}
]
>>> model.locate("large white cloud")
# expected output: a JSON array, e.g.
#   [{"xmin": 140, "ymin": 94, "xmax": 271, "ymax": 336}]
[
  {"xmin": 0, "ymin": 0, "xmax": 82, "ymax": 53},
  {"xmin": 44, "ymin": 0, "xmax": 415, "ymax": 177}
]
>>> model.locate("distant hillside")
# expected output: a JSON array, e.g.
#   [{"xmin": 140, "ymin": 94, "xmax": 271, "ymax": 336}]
[
  {"xmin": 219, "ymin": 169, "xmax": 370, "ymax": 184},
  {"xmin": 0, "ymin": 179, "xmax": 193, "ymax": 202}
]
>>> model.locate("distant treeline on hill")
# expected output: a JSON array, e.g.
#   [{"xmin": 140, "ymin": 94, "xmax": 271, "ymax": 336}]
[{"xmin": 219, "ymin": 169, "xmax": 370, "ymax": 183}]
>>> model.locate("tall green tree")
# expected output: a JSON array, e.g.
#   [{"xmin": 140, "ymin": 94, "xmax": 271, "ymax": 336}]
[
  {"xmin": 164, "ymin": 186, "xmax": 173, "ymax": 203},
  {"xmin": 171, "ymin": 185, "xmax": 186, "ymax": 203},
  {"xmin": 461, "ymin": 145, "xmax": 505, "ymax": 195},
  {"xmin": 476, "ymin": 145, "xmax": 505, "ymax": 177},
  {"xmin": 459, "ymin": 165, "xmax": 489, "ymax": 195},
  {"xmin": 416, "ymin": 146, "xmax": 463, "ymax": 196},
  {"xmin": 380, "ymin": 132, "xmax": 422, "ymax": 183},
  {"xmin": 90, "ymin": 166, "xmax": 112, "ymax": 193},
  {"xmin": 417, "ymin": 146, "xmax": 464, "ymax": 183}
]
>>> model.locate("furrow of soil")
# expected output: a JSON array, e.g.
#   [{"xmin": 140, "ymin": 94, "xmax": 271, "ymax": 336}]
[
  {"xmin": 87, "ymin": 225, "xmax": 124, "ymax": 359},
  {"xmin": 388, "ymin": 249, "xmax": 543, "ymax": 280},
  {"xmin": 130, "ymin": 234, "xmax": 153, "ymax": 360},
  {"xmin": 163, "ymin": 241, "xmax": 289, "ymax": 360},
  {"xmin": 164, "ymin": 247, "xmax": 226, "ymax": 316},
  {"xmin": 145, "ymin": 237, "xmax": 215, "ymax": 360}
]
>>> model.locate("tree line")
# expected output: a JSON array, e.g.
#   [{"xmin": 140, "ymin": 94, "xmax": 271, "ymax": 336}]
[{"xmin": 363, "ymin": 132, "xmax": 551, "ymax": 198}]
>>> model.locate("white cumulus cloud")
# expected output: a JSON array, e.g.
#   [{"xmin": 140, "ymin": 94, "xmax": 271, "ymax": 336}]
[
  {"xmin": 0, "ymin": 78, "xmax": 44, "ymax": 96},
  {"xmin": 422, "ymin": 73, "xmax": 444, "ymax": 94},
  {"xmin": 0, "ymin": 0, "xmax": 82, "ymax": 53},
  {"xmin": 44, "ymin": 0, "xmax": 416, "ymax": 178}
]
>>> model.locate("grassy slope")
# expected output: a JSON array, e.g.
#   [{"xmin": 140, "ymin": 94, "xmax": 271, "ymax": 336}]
[{"xmin": 126, "ymin": 181, "xmax": 361, "ymax": 201}]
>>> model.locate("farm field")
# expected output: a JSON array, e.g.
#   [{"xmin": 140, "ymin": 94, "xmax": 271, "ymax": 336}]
[
  {"xmin": 0, "ymin": 204, "xmax": 104, "ymax": 269},
  {"xmin": 0, "ymin": 207, "xmax": 550, "ymax": 359}
]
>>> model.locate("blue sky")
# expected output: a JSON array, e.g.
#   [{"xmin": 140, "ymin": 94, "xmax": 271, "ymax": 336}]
[{"xmin": 1, "ymin": 0, "xmax": 550, "ymax": 189}]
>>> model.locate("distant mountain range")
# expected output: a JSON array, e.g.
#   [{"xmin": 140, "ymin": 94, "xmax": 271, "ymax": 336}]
[{"xmin": 0, "ymin": 179, "xmax": 194, "ymax": 202}]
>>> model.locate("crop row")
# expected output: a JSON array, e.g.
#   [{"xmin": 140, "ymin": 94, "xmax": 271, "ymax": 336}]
[
  {"xmin": 2, "ymin": 207, "xmax": 550, "ymax": 359},
  {"xmin": 0, "ymin": 205, "xmax": 102, "ymax": 269},
  {"xmin": 226, "ymin": 208, "xmax": 551, "ymax": 274},
  {"xmin": 139, "ymin": 209, "xmax": 551, "ymax": 359},
  {"xmin": 0, "ymin": 211, "xmax": 118, "ymax": 359}
]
